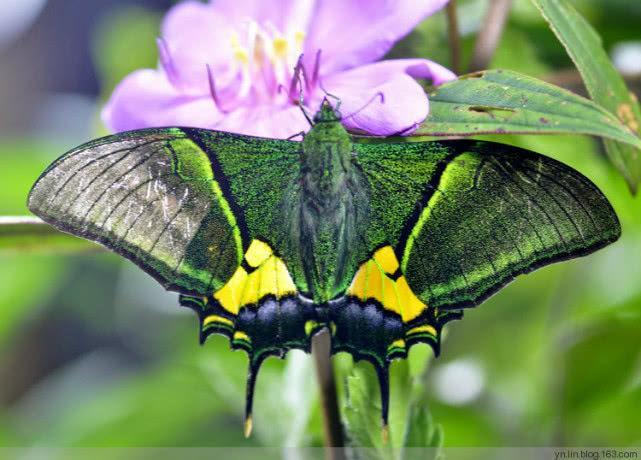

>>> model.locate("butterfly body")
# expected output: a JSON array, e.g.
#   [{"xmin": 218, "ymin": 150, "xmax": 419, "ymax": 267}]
[
  {"xmin": 28, "ymin": 100, "xmax": 620, "ymax": 435},
  {"xmin": 296, "ymin": 102, "xmax": 369, "ymax": 302}
]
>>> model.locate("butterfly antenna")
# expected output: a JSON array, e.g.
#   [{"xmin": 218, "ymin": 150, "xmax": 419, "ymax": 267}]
[
  {"xmin": 318, "ymin": 78, "xmax": 342, "ymax": 112},
  {"xmin": 342, "ymin": 92, "xmax": 385, "ymax": 120},
  {"xmin": 244, "ymin": 357, "xmax": 264, "ymax": 438},
  {"xmin": 299, "ymin": 83, "xmax": 314, "ymax": 127},
  {"xmin": 289, "ymin": 54, "xmax": 313, "ymax": 127}
]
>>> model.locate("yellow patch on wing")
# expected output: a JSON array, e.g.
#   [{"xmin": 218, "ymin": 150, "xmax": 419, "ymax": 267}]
[
  {"xmin": 245, "ymin": 239, "xmax": 272, "ymax": 268},
  {"xmin": 406, "ymin": 324, "xmax": 437, "ymax": 337},
  {"xmin": 347, "ymin": 246, "xmax": 426, "ymax": 323},
  {"xmin": 373, "ymin": 245, "xmax": 399, "ymax": 274},
  {"xmin": 233, "ymin": 331, "xmax": 251, "ymax": 342},
  {"xmin": 305, "ymin": 320, "xmax": 319, "ymax": 337},
  {"xmin": 203, "ymin": 314, "xmax": 234, "ymax": 328},
  {"xmin": 214, "ymin": 239, "xmax": 297, "ymax": 314},
  {"xmin": 214, "ymin": 268, "xmax": 248, "ymax": 314},
  {"xmin": 395, "ymin": 276, "xmax": 425, "ymax": 322}
]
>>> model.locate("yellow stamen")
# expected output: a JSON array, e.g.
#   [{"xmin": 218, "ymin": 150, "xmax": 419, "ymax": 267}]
[
  {"xmin": 273, "ymin": 36, "xmax": 288, "ymax": 57},
  {"xmin": 230, "ymin": 32, "xmax": 240, "ymax": 47},
  {"xmin": 230, "ymin": 32, "xmax": 249, "ymax": 65},
  {"xmin": 234, "ymin": 48, "xmax": 249, "ymax": 65}
]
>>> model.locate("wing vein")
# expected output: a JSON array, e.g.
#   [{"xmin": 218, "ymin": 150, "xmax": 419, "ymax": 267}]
[{"xmin": 77, "ymin": 145, "xmax": 166, "ymax": 225}]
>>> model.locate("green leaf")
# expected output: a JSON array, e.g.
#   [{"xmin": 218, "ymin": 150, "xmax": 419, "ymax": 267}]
[
  {"xmin": 0, "ymin": 216, "xmax": 99, "ymax": 253},
  {"xmin": 531, "ymin": 0, "xmax": 641, "ymax": 193},
  {"xmin": 415, "ymin": 70, "xmax": 641, "ymax": 154},
  {"xmin": 342, "ymin": 365, "xmax": 390, "ymax": 459},
  {"xmin": 402, "ymin": 403, "xmax": 443, "ymax": 460}
]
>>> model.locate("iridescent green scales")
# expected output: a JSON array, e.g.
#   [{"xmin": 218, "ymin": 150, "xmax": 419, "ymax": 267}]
[{"xmin": 28, "ymin": 100, "xmax": 620, "ymax": 437}]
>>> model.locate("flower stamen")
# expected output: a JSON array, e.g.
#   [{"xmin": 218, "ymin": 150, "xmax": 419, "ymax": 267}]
[
  {"xmin": 206, "ymin": 64, "xmax": 231, "ymax": 113},
  {"xmin": 157, "ymin": 37, "xmax": 180, "ymax": 86},
  {"xmin": 273, "ymin": 36, "xmax": 288, "ymax": 58},
  {"xmin": 223, "ymin": 21, "xmax": 311, "ymax": 107},
  {"xmin": 311, "ymin": 49, "xmax": 322, "ymax": 88},
  {"xmin": 230, "ymin": 32, "xmax": 250, "ymax": 65}
]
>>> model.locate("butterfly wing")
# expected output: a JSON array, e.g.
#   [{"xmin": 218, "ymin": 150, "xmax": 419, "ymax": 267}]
[
  {"xmin": 29, "ymin": 127, "xmax": 300, "ymax": 297},
  {"xmin": 348, "ymin": 139, "xmax": 620, "ymax": 428},
  {"xmin": 355, "ymin": 139, "xmax": 620, "ymax": 313},
  {"xmin": 28, "ymin": 127, "xmax": 308, "ymax": 433}
]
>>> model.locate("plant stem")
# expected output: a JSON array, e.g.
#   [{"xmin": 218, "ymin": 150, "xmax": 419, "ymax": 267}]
[
  {"xmin": 469, "ymin": 0, "xmax": 513, "ymax": 72},
  {"xmin": 0, "ymin": 216, "xmax": 44, "ymax": 225},
  {"xmin": 312, "ymin": 328, "xmax": 345, "ymax": 460},
  {"xmin": 546, "ymin": 69, "xmax": 641, "ymax": 98},
  {"xmin": 446, "ymin": 0, "xmax": 462, "ymax": 74},
  {"xmin": 0, "ymin": 215, "xmax": 100, "ymax": 253}
]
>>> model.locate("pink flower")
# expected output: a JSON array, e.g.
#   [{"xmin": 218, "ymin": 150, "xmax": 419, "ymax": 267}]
[{"xmin": 102, "ymin": 0, "xmax": 456, "ymax": 138}]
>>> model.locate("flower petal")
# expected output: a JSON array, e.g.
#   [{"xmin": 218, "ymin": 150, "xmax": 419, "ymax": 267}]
[
  {"xmin": 214, "ymin": 104, "xmax": 311, "ymax": 139},
  {"xmin": 323, "ymin": 59, "xmax": 451, "ymax": 136},
  {"xmin": 305, "ymin": 0, "xmax": 450, "ymax": 75},
  {"xmin": 211, "ymin": 0, "xmax": 315, "ymax": 35},
  {"xmin": 161, "ymin": 1, "xmax": 235, "ymax": 92},
  {"xmin": 102, "ymin": 69, "xmax": 223, "ymax": 133},
  {"xmin": 338, "ymin": 58, "xmax": 457, "ymax": 86}
]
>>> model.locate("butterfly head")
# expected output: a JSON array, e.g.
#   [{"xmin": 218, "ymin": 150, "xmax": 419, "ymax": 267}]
[{"xmin": 313, "ymin": 97, "xmax": 342, "ymax": 123}]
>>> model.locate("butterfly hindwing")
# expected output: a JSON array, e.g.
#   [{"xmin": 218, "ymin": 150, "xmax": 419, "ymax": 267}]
[
  {"xmin": 328, "ymin": 245, "xmax": 462, "ymax": 430},
  {"xmin": 342, "ymin": 139, "xmax": 619, "ymax": 429},
  {"xmin": 179, "ymin": 238, "xmax": 318, "ymax": 434}
]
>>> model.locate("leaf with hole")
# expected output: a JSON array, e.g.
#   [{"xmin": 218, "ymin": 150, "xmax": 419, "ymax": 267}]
[{"xmin": 415, "ymin": 70, "xmax": 641, "ymax": 159}]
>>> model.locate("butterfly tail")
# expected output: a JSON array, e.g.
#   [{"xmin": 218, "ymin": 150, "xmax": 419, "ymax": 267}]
[
  {"xmin": 244, "ymin": 355, "xmax": 266, "ymax": 438},
  {"xmin": 243, "ymin": 356, "xmax": 260, "ymax": 437},
  {"xmin": 375, "ymin": 364, "xmax": 391, "ymax": 444}
]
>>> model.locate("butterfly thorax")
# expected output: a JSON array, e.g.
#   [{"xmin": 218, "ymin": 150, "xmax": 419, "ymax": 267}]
[{"xmin": 293, "ymin": 103, "xmax": 368, "ymax": 303}]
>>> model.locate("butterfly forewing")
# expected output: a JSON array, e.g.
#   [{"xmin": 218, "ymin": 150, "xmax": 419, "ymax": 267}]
[
  {"xmin": 354, "ymin": 139, "xmax": 621, "ymax": 311},
  {"xmin": 28, "ymin": 128, "xmax": 301, "ymax": 297}
]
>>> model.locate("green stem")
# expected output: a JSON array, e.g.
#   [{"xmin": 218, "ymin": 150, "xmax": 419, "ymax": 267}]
[
  {"xmin": 446, "ymin": 0, "xmax": 462, "ymax": 74},
  {"xmin": 469, "ymin": 0, "xmax": 513, "ymax": 72},
  {"xmin": 0, "ymin": 215, "xmax": 99, "ymax": 253}
]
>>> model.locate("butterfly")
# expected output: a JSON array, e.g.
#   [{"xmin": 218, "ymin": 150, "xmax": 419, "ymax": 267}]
[{"xmin": 28, "ymin": 99, "xmax": 620, "ymax": 436}]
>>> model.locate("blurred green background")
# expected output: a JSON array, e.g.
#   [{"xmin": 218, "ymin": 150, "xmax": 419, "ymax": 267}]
[{"xmin": 0, "ymin": 0, "xmax": 640, "ymax": 450}]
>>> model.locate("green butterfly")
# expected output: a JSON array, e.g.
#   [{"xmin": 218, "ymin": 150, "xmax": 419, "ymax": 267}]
[{"xmin": 28, "ymin": 100, "xmax": 620, "ymax": 436}]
